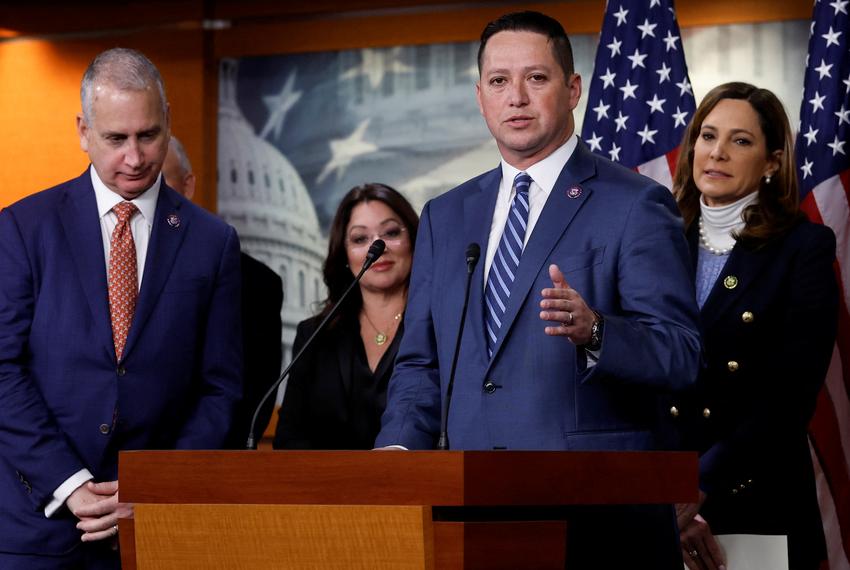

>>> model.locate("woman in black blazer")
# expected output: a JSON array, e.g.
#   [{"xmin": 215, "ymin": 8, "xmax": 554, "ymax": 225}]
[
  {"xmin": 274, "ymin": 184, "xmax": 419, "ymax": 450},
  {"xmin": 672, "ymin": 82, "xmax": 838, "ymax": 570}
]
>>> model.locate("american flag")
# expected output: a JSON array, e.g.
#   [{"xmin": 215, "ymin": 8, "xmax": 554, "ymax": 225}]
[
  {"xmin": 796, "ymin": 1, "xmax": 850, "ymax": 568},
  {"xmin": 580, "ymin": 0, "xmax": 694, "ymax": 187}
]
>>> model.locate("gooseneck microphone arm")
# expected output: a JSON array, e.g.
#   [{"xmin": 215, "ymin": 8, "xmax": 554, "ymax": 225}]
[
  {"xmin": 246, "ymin": 239, "xmax": 387, "ymax": 449},
  {"xmin": 437, "ymin": 242, "xmax": 481, "ymax": 450}
]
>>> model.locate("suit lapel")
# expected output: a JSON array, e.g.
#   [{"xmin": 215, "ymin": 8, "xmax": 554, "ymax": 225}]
[
  {"xmin": 464, "ymin": 167, "xmax": 500, "ymax": 365},
  {"xmin": 337, "ymin": 321, "xmax": 356, "ymax": 395},
  {"xmin": 122, "ymin": 186, "xmax": 189, "ymax": 361},
  {"xmin": 59, "ymin": 171, "xmax": 115, "ymax": 362},
  {"xmin": 488, "ymin": 141, "xmax": 596, "ymax": 363},
  {"xmin": 699, "ymin": 242, "xmax": 774, "ymax": 331}
]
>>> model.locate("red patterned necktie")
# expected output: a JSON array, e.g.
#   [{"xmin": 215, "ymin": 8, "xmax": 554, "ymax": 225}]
[{"xmin": 108, "ymin": 202, "xmax": 138, "ymax": 360}]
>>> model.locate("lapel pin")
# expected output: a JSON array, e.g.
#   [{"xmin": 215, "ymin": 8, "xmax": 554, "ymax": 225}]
[
  {"xmin": 567, "ymin": 186, "xmax": 582, "ymax": 199},
  {"xmin": 723, "ymin": 275, "xmax": 738, "ymax": 289},
  {"xmin": 166, "ymin": 213, "xmax": 180, "ymax": 228}
]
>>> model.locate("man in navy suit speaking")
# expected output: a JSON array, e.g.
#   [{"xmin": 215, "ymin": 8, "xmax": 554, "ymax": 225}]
[
  {"xmin": 375, "ymin": 11, "xmax": 701, "ymax": 568},
  {"xmin": 0, "ymin": 48, "xmax": 242, "ymax": 568}
]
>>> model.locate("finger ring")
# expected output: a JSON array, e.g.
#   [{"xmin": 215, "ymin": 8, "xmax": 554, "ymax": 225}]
[
  {"xmin": 688, "ymin": 549, "xmax": 699, "ymax": 559},
  {"xmin": 113, "ymin": 525, "xmax": 119, "ymax": 533},
  {"xmin": 565, "ymin": 312, "xmax": 574, "ymax": 326}
]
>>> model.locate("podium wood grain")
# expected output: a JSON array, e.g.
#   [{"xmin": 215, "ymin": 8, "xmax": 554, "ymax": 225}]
[{"xmin": 118, "ymin": 450, "xmax": 697, "ymax": 569}]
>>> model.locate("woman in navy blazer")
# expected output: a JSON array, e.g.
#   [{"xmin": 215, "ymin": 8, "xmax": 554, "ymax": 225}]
[
  {"xmin": 672, "ymin": 82, "xmax": 838, "ymax": 570},
  {"xmin": 274, "ymin": 184, "xmax": 418, "ymax": 449}
]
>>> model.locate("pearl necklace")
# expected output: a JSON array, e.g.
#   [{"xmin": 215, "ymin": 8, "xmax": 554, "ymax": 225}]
[{"xmin": 698, "ymin": 217, "xmax": 733, "ymax": 255}]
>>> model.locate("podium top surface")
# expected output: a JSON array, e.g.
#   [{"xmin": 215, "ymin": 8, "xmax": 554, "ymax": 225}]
[{"xmin": 119, "ymin": 450, "xmax": 697, "ymax": 506}]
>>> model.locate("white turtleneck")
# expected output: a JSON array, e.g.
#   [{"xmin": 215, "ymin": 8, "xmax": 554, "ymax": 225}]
[{"xmin": 698, "ymin": 191, "xmax": 759, "ymax": 253}]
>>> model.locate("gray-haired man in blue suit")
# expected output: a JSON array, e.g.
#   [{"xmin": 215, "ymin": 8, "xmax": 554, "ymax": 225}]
[{"xmin": 0, "ymin": 48, "xmax": 242, "ymax": 569}]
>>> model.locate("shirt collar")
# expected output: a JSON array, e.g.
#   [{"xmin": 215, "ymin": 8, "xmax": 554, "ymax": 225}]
[
  {"xmin": 90, "ymin": 165, "xmax": 161, "ymax": 224},
  {"xmin": 499, "ymin": 133, "xmax": 579, "ymax": 193}
]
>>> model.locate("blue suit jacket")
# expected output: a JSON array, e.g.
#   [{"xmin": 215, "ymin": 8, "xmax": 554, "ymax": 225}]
[
  {"xmin": 0, "ymin": 170, "xmax": 242, "ymax": 555},
  {"xmin": 674, "ymin": 221, "xmax": 836, "ymax": 568},
  {"xmin": 376, "ymin": 141, "xmax": 701, "ymax": 451}
]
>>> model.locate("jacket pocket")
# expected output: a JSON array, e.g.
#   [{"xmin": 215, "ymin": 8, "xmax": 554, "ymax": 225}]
[{"xmin": 557, "ymin": 246, "xmax": 605, "ymax": 274}]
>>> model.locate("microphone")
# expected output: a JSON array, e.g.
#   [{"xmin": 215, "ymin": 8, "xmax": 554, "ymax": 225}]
[
  {"xmin": 246, "ymin": 239, "xmax": 387, "ymax": 449},
  {"xmin": 437, "ymin": 242, "xmax": 480, "ymax": 450}
]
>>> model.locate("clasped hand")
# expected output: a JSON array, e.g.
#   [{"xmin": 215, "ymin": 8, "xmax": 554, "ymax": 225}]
[{"xmin": 66, "ymin": 480, "xmax": 133, "ymax": 542}]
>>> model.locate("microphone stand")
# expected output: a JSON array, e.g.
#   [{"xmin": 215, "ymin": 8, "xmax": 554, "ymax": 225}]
[
  {"xmin": 437, "ymin": 243, "xmax": 480, "ymax": 450},
  {"xmin": 246, "ymin": 240, "xmax": 386, "ymax": 449}
]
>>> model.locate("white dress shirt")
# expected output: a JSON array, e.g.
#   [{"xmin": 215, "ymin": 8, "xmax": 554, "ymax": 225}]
[
  {"xmin": 483, "ymin": 134, "xmax": 579, "ymax": 282},
  {"xmin": 45, "ymin": 166, "xmax": 160, "ymax": 517}
]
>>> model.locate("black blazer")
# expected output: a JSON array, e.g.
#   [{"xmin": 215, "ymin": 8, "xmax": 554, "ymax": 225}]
[
  {"xmin": 674, "ymin": 220, "xmax": 837, "ymax": 570},
  {"xmin": 223, "ymin": 253, "xmax": 283, "ymax": 448},
  {"xmin": 274, "ymin": 313, "xmax": 402, "ymax": 450}
]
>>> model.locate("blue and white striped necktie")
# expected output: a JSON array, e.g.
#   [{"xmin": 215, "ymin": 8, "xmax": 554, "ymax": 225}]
[{"xmin": 484, "ymin": 171, "xmax": 532, "ymax": 357}]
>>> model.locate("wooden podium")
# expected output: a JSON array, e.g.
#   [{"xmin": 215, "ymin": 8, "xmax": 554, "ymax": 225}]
[{"xmin": 118, "ymin": 450, "xmax": 697, "ymax": 569}]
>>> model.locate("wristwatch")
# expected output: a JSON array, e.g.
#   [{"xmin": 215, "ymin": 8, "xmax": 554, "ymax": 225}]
[{"xmin": 585, "ymin": 310, "xmax": 604, "ymax": 352}]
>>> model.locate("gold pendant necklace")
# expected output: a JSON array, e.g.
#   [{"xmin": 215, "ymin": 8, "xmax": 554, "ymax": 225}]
[{"xmin": 363, "ymin": 311, "xmax": 403, "ymax": 346}]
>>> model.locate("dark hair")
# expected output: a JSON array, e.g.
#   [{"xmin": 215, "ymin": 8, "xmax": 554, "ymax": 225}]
[
  {"xmin": 318, "ymin": 183, "xmax": 419, "ymax": 328},
  {"xmin": 478, "ymin": 11, "xmax": 574, "ymax": 82},
  {"xmin": 673, "ymin": 81, "xmax": 804, "ymax": 247}
]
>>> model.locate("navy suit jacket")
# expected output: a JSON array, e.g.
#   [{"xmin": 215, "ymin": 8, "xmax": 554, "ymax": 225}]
[
  {"xmin": 375, "ymin": 141, "xmax": 701, "ymax": 451},
  {"xmin": 0, "ymin": 169, "xmax": 242, "ymax": 555},
  {"xmin": 674, "ymin": 220, "xmax": 837, "ymax": 568}
]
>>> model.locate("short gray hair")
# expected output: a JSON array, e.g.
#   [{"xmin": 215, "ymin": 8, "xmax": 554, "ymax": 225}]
[
  {"xmin": 168, "ymin": 136, "xmax": 193, "ymax": 175},
  {"xmin": 80, "ymin": 48, "xmax": 168, "ymax": 123}
]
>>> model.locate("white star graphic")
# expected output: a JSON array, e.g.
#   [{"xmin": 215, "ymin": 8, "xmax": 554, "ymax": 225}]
[
  {"xmin": 615, "ymin": 111, "xmax": 630, "ymax": 132},
  {"xmin": 258, "ymin": 71, "xmax": 303, "ymax": 140},
  {"xmin": 587, "ymin": 132, "xmax": 604, "ymax": 152},
  {"xmin": 619, "ymin": 79, "xmax": 639, "ymax": 100},
  {"xmin": 801, "ymin": 158, "xmax": 814, "ymax": 178},
  {"xmin": 815, "ymin": 59, "xmax": 834, "ymax": 80},
  {"xmin": 828, "ymin": 135, "xmax": 846, "ymax": 156},
  {"xmin": 614, "ymin": 6, "xmax": 629, "ymax": 26},
  {"xmin": 600, "ymin": 67, "xmax": 617, "ymax": 89},
  {"xmin": 809, "ymin": 91, "xmax": 826, "ymax": 113},
  {"xmin": 316, "ymin": 119, "xmax": 378, "ymax": 184},
  {"xmin": 803, "ymin": 125, "xmax": 819, "ymax": 146},
  {"xmin": 607, "ymin": 37, "xmax": 623, "ymax": 57},
  {"xmin": 609, "ymin": 143, "xmax": 622, "ymax": 161},
  {"xmin": 676, "ymin": 78, "xmax": 693, "ymax": 96},
  {"xmin": 627, "ymin": 48, "xmax": 648, "ymax": 69},
  {"xmin": 835, "ymin": 105, "xmax": 850, "ymax": 126},
  {"xmin": 673, "ymin": 107, "xmax": 689, "ymax": 128},
  {"xmin": 663, "ymin": 30, "xmax": 680, "ymax": 51},
  {"xmin": 830, "ymin": 0, "xmax": 849, "ymax": 15},
  {"xmin": 822, "ymin": 26, "xmax": 843, "ymax": 47},
  {"xmin": 637, "ymin": 124, "xmax": 659, "ymax": 145},
  {"xmin": 593, "ymin": 101, "xmax": 611, "ymax": 120},
  {"xmin": 637, "ymin": 19, "xmax": 658, "ymax": 39},
  {"xmin": 646, "ymin": 94, "xmax": 666, "ymax": 114},
  {"xmin": 341, "ymin": 48, "xmax": 413, "ymax": 89},
  {"xmin": 656, "ymin": 62, "xmax": 672, "ymax": 83},
  {"xmin": 650, "ymin": 0, "xmax": 661, "ymax": 6},
  {"xmin": 844, "ymin": 74, "xmax": 850, "ymax": 93}
]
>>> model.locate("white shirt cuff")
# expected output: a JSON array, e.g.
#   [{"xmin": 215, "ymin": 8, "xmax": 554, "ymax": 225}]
[
  {"xmin": 45, "ymin": 469, "xmax": 93, "ymax": 518},
  {"xmin": 585, "ymin": 348, "xmax": 600, "ymax": 367},
  {"xmin": 374, "ymin": 445, "xmax": 408, "ymax": 450}
]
